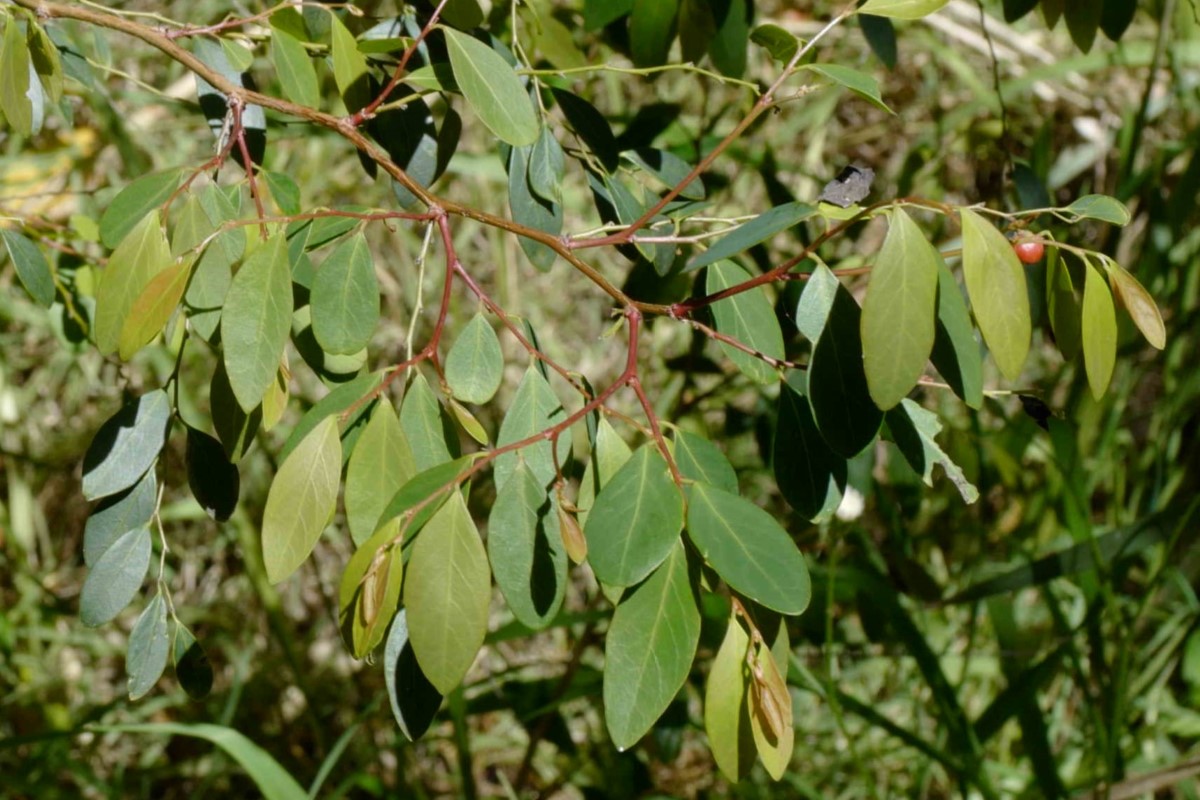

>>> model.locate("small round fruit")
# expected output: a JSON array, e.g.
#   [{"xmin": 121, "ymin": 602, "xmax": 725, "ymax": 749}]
[{"xmin": 1014, "ymin": 240, "xmax": 1045, "ymax": 264}]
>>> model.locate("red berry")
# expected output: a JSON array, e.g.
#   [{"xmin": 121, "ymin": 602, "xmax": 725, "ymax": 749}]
[{"xmin": 1014, "ymin": 240, "xmax": 1044, "ymax": 264}]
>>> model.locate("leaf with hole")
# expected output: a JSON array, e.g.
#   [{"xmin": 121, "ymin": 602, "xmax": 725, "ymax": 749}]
[
  {"xmin": 82, "ymin": 390, "xmax": 171, "ymax": 501},
  {"xmin": 489, "ymin": 461, "xmax": 567, "ymax": 629},
  {"xmin": 311, "ymin": 232, "xmax": 379, "ymax": 356},
  {"xmin": 707, "ymin": 260, "xmax": 785, "ymax": 385},
  {"xmin": 222, "ymin": 234, "xmax": 293, "ymax": 412},
  {"xmin": 686, "ymin": 483, "xmax": 810, "ymax": 615},
  {"xmin": 885, "ymin": 399, "xmax": 979, "ymax": 504},
  {"xmin": 446, "ymin": 313, "xmax": 504, "ymax": 405},
  {"xmin": 585, "ymin": 444, "xmax": 683, "ymax": 587},
  {"xmin": 261, "ymin": 415, "xmax": 341, "ymax": 584},
  {"xmin": 405, "ymin": 492, "xmax": 490, "ymax": 694},
  {"xmin": 1, "ymin": 228, "xmax": 54, "ymax": 307},
  {"xmin": 127, "ymin": 591, "xmax": 170, "ymax": 700},
  {"xmin": 959, "ymin": 208, "xmax": 1030, "ymax": 382},
  {"xmin": 861, "ymin": 208, "xmax": 939, "ymax": 409},
  {"xmin": 444, "ymin": 27, "xmax": 539, "ymax": 146},
  {"xmin": 80, "ymin": 525, "xmax": 151, "ymax": 627},
  {"xmin": 604, "ymin": 542, "xmax": 699, "ymax": 750}
]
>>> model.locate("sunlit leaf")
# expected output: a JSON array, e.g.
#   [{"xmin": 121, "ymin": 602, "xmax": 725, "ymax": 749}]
[
  {"xmin": 959, "ymin": 208, "xmax": 1031, "ymax": 382},
  {"xmin": 1046, "ymin": 249, "xmax": 1082, "ymax": 362},
  {"xmin": 1081, "ymin": 259, "xmax": 1117, "ymax": 399},
  {"xmin": 445, "ymin": 313, "xmax": 504, "ymax": 404},
  {"xmin": 707, "ymin": 260, "xmax": 785, "ymax": 385},
  {"xmin": 330, "ymin": 13, "xmax": 369, "ymax": 109},
  {"xmin": 84, "ymin": 470, "xmax": 157, "ymax": 567},
  {"xmin": 127, "ymin": 591, "xmax": 170, "ymax": 700},
  {"xmin": 801, "ymin": 63, "xmax": 892, "ymax": 113},
  {"xmin": 99, "ymin": 170, "xmax": 184, "ymax": 250},
  {"xmin": 1, "ymin": 228, "xmax": 55, "ymax": 307},
  {"xmin": 706, "ymin": 612, "xmax": 755, "ymax": 781},
  {"xmin": 94, "ymin": 210, "xmax": 172, "ymax": 356},
  {"xmin": 119, "ymin": 257, "xmax": 192, "ymax": 359},
  {"xmin": 80, "ymin": 525, "xmax": 152, "ymax": 627},
  {"xmin": 687, "ymin": 202, "xmax": 815, "ymax": 272},
  {"xmin": 672, "ymin": 430, "xmax": 737, "ymax": 492},
  {"xmin": 494, "ymin": 366, "xmax": 568, "ymax": 490},
  {"xmin": 858, "ymin": 0, "xmax": 950, "ymax": 19},
  {"xmin": 1065, "ymin": 194, "xmax": 1130, "ymax": 226},
  {"xmin": 444, "ymin": 27, "xmax": 539, "ymax": 146},
  {"xmin": 489, "ymin": 461, "xmax": 567, "ymax": 629},
  {"xmin": 221, "ymin": 234, "xmax": 293, "ymax": 412},
  {"xmin": 930, "ymin": 261, "xmax": 984, "ymax": 409},
  {"xmin": 400, "ymin": 372, "xmax": 455, "ymax": 471},
  {"xmin": 345, "ymin": 401, "xmax": 415, "ymax": 547},
  {"xmin": 311, "ymin": 232, "xmax": 379, "ymax": 356},
  {"xmin": 1107, "ymin": 264, "xmax": 1165, "ymax": 350},
  {"xmin": 747, "ymin": 636, "xmax": 793, "ymax": 779},
  {"xmin": 82, "ymin": 390, "xmax": 171, "ymax": 501},
  {"xmin": 270, "ymin": 20, "xmax": 319, "ymax": 109}
]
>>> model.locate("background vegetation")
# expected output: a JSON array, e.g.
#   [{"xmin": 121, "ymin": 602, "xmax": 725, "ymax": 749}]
[{"xmin": 2, "ymin": 0, "xmax": 1199, "ymax": 797}]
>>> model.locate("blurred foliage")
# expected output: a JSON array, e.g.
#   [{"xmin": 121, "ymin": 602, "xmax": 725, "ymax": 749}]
[{"xmin": 2, "ymin": 0, "xmax": 1200, "ymax": 798}]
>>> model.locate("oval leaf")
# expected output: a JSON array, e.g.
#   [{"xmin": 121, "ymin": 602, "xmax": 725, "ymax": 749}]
[
  {"xmin": 173, "ymin": 623, "xmax": 214, "ymax": 700},
  {"xmin": 809, "ymin": 287, "xmax": 884, "ymax": 458},
  {"xmin": 686, "ymin": 483, "xmax": 811, "ymax": 615},
  {"xmin": 345, "ymin": 401, "xmax": 416, "ymax": 546},
  {"xmin": 930, "ymin": 260, "xmax": 984, "ymax": 409},
  {"xmin": 445, "ymin": 313, "xmax": 504, "ymax": 405},
  {"xmin": 261, "ymin": 415, "xmax": 342, "ymax": 584},
  {"xmin": 858, "ymin": 0, "xmax": 949, "ymax": 19},
  {"xmin": 400, "ymin": 372, "xmax": 454, "ymax": 471},
  {"xmin": 1, "ymin": 228, "xmax": 55, "ymax": 307},
  {"xmin": 99, "ymin": 170, "xmax": 184, "ymax": 250},
  {"xmin": 222, "ymin": 234, "xmax": 293, "ymax": 412},
  {"xmin": 488, "ymin": 461, "xmax": 567, "ymax": 629},
  {"xmin": 800, "ymin": 63, "xmax": 891, "ymax": 113},
  {"xmin": 119, "ymin": 257, "xmax": 192, "ymax": 359},
  {"xmin": 578, "ymin": 417, "xmax": 632, "ymax": 529},
  {"xmin": 494, "ymin": 366, "xmax": 568, "ymax": 490},
  {"xmin": 84, "ymin": 469, "xmax": 157, "ymax": 567},
  {"xmin": 1081, "ymin": 260, "xmax": 1117, "ymax": 400},
  {"xmin": 384, "ymin": 608, "xmax": 444, "ymax": 741},
  {"xmin": 584, "ymin": 444, "xmax": 683, "ymax": 587},
  {"xmin": 672, "ymin": 430, "xmax": 737, "ymax": 492},
  {"xmin": 444, "ymin": 27, "xmax": 539, "ymax": 146},
  {"xmin": 707, "ymin": 260, "xmax": 785, "ymax": 385},
  {"xmin": 861, "ymin": 208, "xmax": 939, "ymax": 409},
  {"xmin": 1066, "ymin": 194, "xmax": 1131, "ymax": 226},
  {"xmin": 127, "ymin": 591, "xmax": 170, "ymax": 700},
  {"xmin": 774, "ymin": 380, "xmax": 846, "ymax": 522},
  {"xmin": 705, "ymin": 612, "xmax": 755, "ymax": 782},
  {"xmin": 0, "ymin": 19, "xmax": 33, "ymax": 135},
  {"xmin": 82, "ymin": 390, "xmax": 171, "ymax": 501},
  {"xmin": 1107, "ymin": 265, "xmax": 1165, "ymax": 350},
  {"xmin": 311, "ymin": 232, "xmax": 379, "ymax": 355},
  {"xmin": 80, "ymin": 525, "xmax": 152, "ymax": 627},
  {"xmin": 604, "ymin": 542, "xmax": 699, "ymax": 750},
  {"xmin": 404, "ymin": 492, "xmax": 490, "ymax": 694},
  {"xmin": 270, "ymin": 22, "xmax": 319, "ymax": 109},
  {"xmin": 95, "ymin": 210, "xmax": 172, "ymax": 356},
  {"xmin": 959, "ymin": 208, "xmax": 1031, "ymax": 383}
]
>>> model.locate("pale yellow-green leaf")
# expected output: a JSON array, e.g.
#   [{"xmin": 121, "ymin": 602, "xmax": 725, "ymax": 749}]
[
  {"xmin": 1081, "ymin": 259, "xmax": 1117, "ymax": 400},
  {"xmin": 959, "ymin": 208, "xmax": 1031, "ymax": 382},
  {"xmin": 95, "ymin": 211, "xmax": 171, "ymax": 356}
]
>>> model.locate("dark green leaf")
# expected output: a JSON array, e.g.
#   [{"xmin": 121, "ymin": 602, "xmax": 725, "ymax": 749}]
[
  {"xmin": 885, "ymin": 399, "xmax": 979, "ymax": 503},
  {"xmin": 550, "ymin": 88, "xmax": 619, "ymax": 172},
  {"xmin": 445, "ymin": 313, "xmax": 504, "ymax": 405},
  {"xmin": 930, "ymin": 260, "xmax": 983, "ymax": 409},
  {"xmin": 444, "ymin": 28, "xmax": 539, "ymax": 146},
  {"xmin": 263, "ymin": 171, "xmax": 301, "ymax": 216},
  {"xmin": 384, "ymin": 608, "xmax": 443, "ymax": 741},
  {"xmin": 707, "ymin": 260, "xmax": 785, "ymax": 385},
  {"xmin": 672, "ymin": 429, "xmax": 737, "ymax": 492},
  {"xmin": 221, "ymin": 234, "xmax": 293, "ymax": 412},
  {"xmin": 604, "ymin": 542, "xmax": 699, "ymax": 750},
  {"xmin": 507, "ymin": 141, "xmax": 562, "ymax": 271},
  {"xmin": 127, "ymin": 591, "xmax": 170, "ymax": 700},
  {"xmin": 749, "ymin": 23, "xmax": 799, "ymax": 64},
  {"xmin": 808, "ymin": 287, "xmax": 883, "ymax": 457},
  {"xmin": 1046, "ymin": 249, "xmax": 1081, "ymax": 362},
  {"xmin": 686, "ymin": 483, "xmax": 810, "ymax": 615},
  {"xmin": 774, "ymin": 381, "xmax": 846, "ymax": 521},
  {"xmin": 186, "ymin": 427, "xmax": 240, "ymax": 522},
  {"xmin": 1100, "ymin": 0, "xmax": 1136, "ymax": 41},
  {"xmin": 82, "ymin": 390, "xmax": 171, "ymax": 501},
  {"xmin": 99, "ymin": 170, "xmax": 184, "ymax": 250},
  {"xmin": 860, "ymin": 15, "xmax": 897, "ymax": 69},
  {"xmin": 311, "ymin": 232, "xmax": 379, "ymax": 356},
  {"xmin": 173, "ymin": 623, "xmax": 213, "ymax": 700},
  {"xmin": 585, "ymin": 0, "xmax": 634, "ymax": 30},
  {"xmin": 528, "ymin": 128, "xmax": 565, "ymax": 204},
  {"xmin": 687, "ymin": 202, "xmax": 815, "ymax": 272},
  {"xmin": 629, "ymin": 0, "xmax": 679, "ymax": 67},
  {"xmin": 80, "ymin": 525, "xmax": 152, "ymax": 627},
  {"xmin": 1063, "ymin": 0, "xmax": 1100, "ymax": 51},
  {"xmin": 488, "ymin": 461, "xmax": 567, "ymax": 629},
  {"xmin": 211, "ymin": 361, "xmax": 262, "ymax": 464},
  {"xmin": 1, "ymin": 228, "xmax": 55, "ymax": 306},
  {"xmin": 709, "ymin": 0, "xmax": 748, "ymax": 77},
  {"xmin": 584, "ymin": 444, "xmax": 683, "ymax": 587},
  {"xmin": 627, "ymin": 148, "xmax": 704, "ymax": 200}
]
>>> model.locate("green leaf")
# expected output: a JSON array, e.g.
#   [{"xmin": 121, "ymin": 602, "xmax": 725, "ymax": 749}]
[
  {"xmin": 173, "ymin": 623, "xmax": 213, "ymax": 699},
  {"xmin": 858, "ymin": 0, "xmax": 950, "ymax": 19},
  {"xmin": 376, "ymin": 456, "xmax": 475, "ymax": 538},
  {"xmin": 800, "ymin": 63, "xmax": 892, "ymax": 113},
  {"xmin": 0, "ymin": 19, "xmax": 33, "ymax": 135},
  {"xmin": 508, "ymin": 140, "xmax": 563, "ymax": 271},
  {"xmin": 311, "ymin": 233, "xmax": 379, "ymax": 356},
  {"xmin": 528, "ymin": 127, "xmax": 566, "ymax": 204},
  {"xmin": 885, "ymin": 399, "xmax": 979, "ymax": 503},
  {"xmin": 686, "ymin": 483, "xmax": 811, "ymax": 615},
  {"xmin": 127, "ymin": 591, "xmax": 170, "ymax": 700},
  {"xmin": 549, "ymin": 87, "xmax": 618, "ymax": 172},
  {"xmin": 861, "ymin": 208, "xmax": 939, "ymax": 410},
  {"xmin": 329, "ymin": 13, "xmax": 369, "ymax": 110},
  {"xmin": 1046, "ymin": 249, "xmax": 1082, "ymax": 362},
  {"xmin": 211, "ymin": 362, "xmax": 262, "ymax": 464},
  {"xmin": 82, "ymin": 390, "xmax": 171, "ymax": 501},
  {"xmin": 1065, "ymin": 194, "xmax": 1130, "ymax": 226},
  {"xmin": 1107, "ymin": 264, "xmax": 1165, "ymax": 350},
  {"xmin": 809, "ymin": 286, "xmax": 883, "ymax": 457},
  {"xmin": 185, "ymin": 226, "xmax": 239, "ymax": 342},
  {"xmin": 99, "ymin": 170, "xmax": 184, "ymax": 250},
  {"xmin": 1063, "ymin": 0, "xmax": 1100, "ymax": 51},
  {"xmin": 930, "ymin": 260, "xmax": 984, "ymax": 409},
  {"xmin": 750, "ymin": 23, "xmax": 799, "ymax": 64},
  {"xmin": 221, "ymin": 234, "xmax": 293, "ymax": 412},
  {"xmin": 629, "ymin": 0, "xmax": 680, "ymax": 67},
  {"xmin": 119, "ymin": 257, "xmax": 192, "ymax": 359},
  {"xmin": 445, "ymin": 313, "xmax": 504, "ymax": 405},
  {"xmin": 747, "ymin": 633, "xmax": 793, "ymax": 779},
  {"xmin": 488, "ymin": 461, "xmax": 567, "ymax": 629},
  {"xmin": 270, "ymin": 21, "xmax": 320, "ymax": 109},
  {"xmin": 186, "ymin": 427, "xmax": 240, "ymax": 522},
  {"xmin": 774, "ymin": 380, "xmax": 846, "ymax": 521},
  {"xmin": 278, "ymin": 370, "xmax": 381, "ymax": 463},
  {"xmin": 604, "ymin": 542, "xmax": 699, "ymax": 749},
  {"xmin": 263, "ymin": 171, "xmax": 301, "ymax": 216},
  {"xmin": 384, "ymin": 609, "xmax": 443, "ymax": 741},
  {"xmin": 585, "ymin": 444, "xmax": 683, "ymax": 587},
  {"xmin": 959, "ymin": 208, "xmax": 1031, "ymax": 382},
  {"xmin": 494, "ymin": 366, "xmax": 568, "ymax": 490},
  {"xmin": 585, "ymin": 0, "xmax": 634, "ymax": 29},
  {"xmin": 405, "ymin": 492, "xmax": 490, "ymax": 694},
  {"xmin": 345, "ymin": 401, "xmax": 415, "ymax": 547},
  {"xmin": 94, "ymin": 210, "xmax": 172, "ymax": 356},
  {"xmin": 795, "ymin": 262, "xmax": 839, "ymax": 342},
  {"xmin": 626, "ymin": 148, "xmax": 704, "ymax": 201},
  {"xmin": 400, "ymin": 372, "xmax": 454, "ymax": 471},
  {"xmin": 443, "ymin": 27, "xmax": 539, "ymax": 146},
  {"xmin": 28, "ymin": 22, "xmax": 63, "ymax": 103},
  {"xmin": 340, "ymin": 520, "xmax": 404, "ymax": 658},
  {"xmin": 1, "ymin": 228, "xmax": 55, "ymax": 306},
  {"xmin": 84, "ymin": 470, "xmax": 156, "ymax": 567},
  {"xmin": 261, "ymin": 415, "xmax": 342, "ymax": 584},
  {"xmin": 1081, "ymin": 259, "xmax": 1117, "ymax": 399},
  {"xmin": 91, "ymin": 723, "xmax": 306, "ymax": 800},
  {"xmin": 80, "ymin": 525, "xmax": 152, "ymax": 627},
  {"xmin": 709, "ymin": 0, "xmax": 749, "ymax": 77},
  {"xmin": 687, "ymin": 202, "xmax": 815, "ymax": 272},
  {"xmin": 522, "ymin": 5, "xmax": 587, "ymax": 70},
  {"xmin": 578, "ymin": 418, "xmax": 632, "ymax": 529},
  {"xmin": 705, "ymin": 612, "xmax": 755, "ymax": 782},
  {"xmin": 672, "ymin": 430, "xmax": 737, "ymax": 492},
  {"xmin": 707, "ymin": 260, "xmax": 785, "ymax": 385}
]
